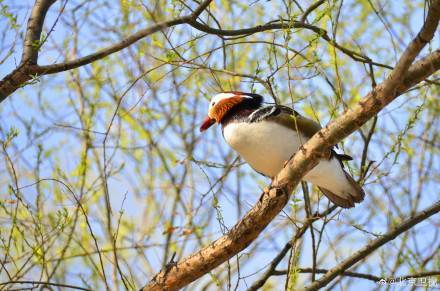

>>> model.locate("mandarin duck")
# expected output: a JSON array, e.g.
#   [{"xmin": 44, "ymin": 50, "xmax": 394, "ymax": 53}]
[{"xmin": 200, "ymin": 92, "xmax": 365, "ymax": 208}]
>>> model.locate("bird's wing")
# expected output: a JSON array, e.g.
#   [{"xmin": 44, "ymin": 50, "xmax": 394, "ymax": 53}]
[
  {"xmin": 248, "ymin": 105, "xmax": 322, "ymax": 138},
  {"xmin": 248, "ymin": 104, "xmax": 362, "ymax": 208},
  {"xmin": 248, "ymin": 104, "xmax": 354, "ymax": 163}
]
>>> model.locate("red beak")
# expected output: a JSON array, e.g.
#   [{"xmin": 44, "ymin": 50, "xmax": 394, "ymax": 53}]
[{"xmin": 200, "ymin": 116, "xmax": 216, "ymax": 132}]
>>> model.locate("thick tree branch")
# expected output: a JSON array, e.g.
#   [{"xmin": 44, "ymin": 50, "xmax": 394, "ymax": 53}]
[
  {"xmin": 303, "ymin": 201, "xmax": 440, "ymax": 290},
  {"xmin": 142, "ymin": 1, "xmax": 439, "ymax": 290},
  {"xmin": 0, "ymin": 0, "xmax": 57, "ymax": 103},
  {"xmin": 400, "ymin": 49, "xmax": 440, "ymax": 90},
  {"xmin": 21, "ymin": 0, "xmax": 57, "ymax": 64}
]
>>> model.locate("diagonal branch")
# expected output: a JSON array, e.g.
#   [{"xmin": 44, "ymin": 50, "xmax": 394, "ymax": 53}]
[
  {"xmin": 302, "ymin": 201, "xmax": 440, "ymax": 290},
  {"xmin": 32, "ymin": 0, "xmax": 214, "ymax": 75},
  {"xmin": 248, "ymin": 206, "xmax": 338, "ymax": 291},
  {"xmin": 0, "ymin": 0, "xmax": 214, "ymax": 101},
  {"xmin": 141, "ymin": 1, "xmax": 440, "ymax": 290},
  {"xmin": 400, "ymin": 48, "xmax": 440, "ymax": 90},
  {"xmin": 300, "ymin": 0, "xmax": 327, "ymax": 23},
  {"xmin": 36, "ymin": 18, "xmax": 189, "ymax": 74},
  {"xmin": 273, "ymin": 268, "xmax": 440, "ymax": 283}
]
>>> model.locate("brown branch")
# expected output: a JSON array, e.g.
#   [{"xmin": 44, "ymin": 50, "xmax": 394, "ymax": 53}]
[
  {"xmin": 0, "ymin": 0, "xmax": 214, "ymax": 101},
  {"xmin": 37, "ymin": 0, "xmax": 213, "ymax": 74},
  {"xmin": 0, "ymin": 0, "xmax": 392, "ymax": 102},
  {"xmin": 273, "ymin": 268, "xmax": 440, "ymax": 283},
  {"xmin": 191, "ymin": 0, "xmax": 213, "ymax": 19},
  {"xmin": 187, "ymin": 19, "xmax": 392, "ymax": 69},
  {"xmin": 0, "ymin": 0, "xmax": 57, "ymax": 102},
  {"xmin": 303, "ymin": 201, "xmax": 440, "ymax": 290},
  {"xmin": 400, "ymin": 48, "xmax": 440, "ymax": 91},
  {"xmin": 21, "ymin": 0, "xmax": 57, "ymax": 64},
  {"xmin": 300, "ymin": 0, "xmax": 327, "ymax": 23},
  {"xmin": 141, "ymin": 1, "xmax": 440, "ymax": 290},
  {"xmin": 276, "ymin": 268, "xmax": 380, "ymax": 281},
  {"xmin": 247, "ymin": 206, "xmax": 338, "ymax": 291},
  {"xmin": 0, "ymin": 280, "xmax": 92, "ymax": 291}
]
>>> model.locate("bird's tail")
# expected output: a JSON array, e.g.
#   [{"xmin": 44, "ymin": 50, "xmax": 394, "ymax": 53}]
[{"xmin": 318, "ymin": 170, "xmax": 365, "ymax": 208}]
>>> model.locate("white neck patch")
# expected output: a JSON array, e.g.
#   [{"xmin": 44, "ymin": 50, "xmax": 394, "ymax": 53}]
[{"xmin": 210, "ymin": 93, "xmax": 236, "ymax": 107}]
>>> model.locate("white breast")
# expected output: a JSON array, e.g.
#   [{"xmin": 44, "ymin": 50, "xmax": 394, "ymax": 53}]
[
  {"xmin": 223, "ymin": 120, "xmax": 362, "ymax": 205},
  {"xmin": 223, "ymin": 121, "xmax": 307, "ymax": 177}
]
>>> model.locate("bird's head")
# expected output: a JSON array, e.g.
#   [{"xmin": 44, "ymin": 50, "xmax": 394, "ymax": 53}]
[{"xmin": 200, "ymin": 92, "xmax": 263, "ymax": 132}]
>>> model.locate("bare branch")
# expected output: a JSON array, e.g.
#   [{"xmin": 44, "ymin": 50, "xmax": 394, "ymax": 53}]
[
  {"xmin": 0, "ymin": 0, "xmax": 392, "ymax": 102},
  {"xmin": 248, "ymin": 206, "xmax": 338, "ymax": 291},
  {"xmin": 303, "ymin": 201, "xmax": 440, "ymax": 290},
  {"xmin": 190, "ymin": 0, "xmax": 213, "ymax": 19},
  {"xmin": 38, "ymin": 19, "xmax": 188, "ymax": 75},
  {"xmin": 0, "ymin": 280, "xmax": 92, "ymax": 291},
  {"xmin": 187, "ymin": 19, "xmax": 392, "ymax": 69},
  {"xmin": 273, "ymin": 268, "xmax": 440, "ymax": 283},
  {"xmin": 300, "ymin": 0, "xmax": 326, "ymax": 23},
  {"xmin": 34, "ymin": 0, "xmax": 213, "ymax": 74},
  {"xmin": 0, "ymin": 0, "xmax": 213, "ymax": 101}
]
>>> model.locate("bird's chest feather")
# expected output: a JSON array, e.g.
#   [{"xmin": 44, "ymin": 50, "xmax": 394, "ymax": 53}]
[{"xmin": 223, "ymin": 121, "xmax": 307, "ymax": 177}]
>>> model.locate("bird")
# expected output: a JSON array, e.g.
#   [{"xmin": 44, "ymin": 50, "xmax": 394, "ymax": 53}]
[{"xmin": 199, "ymin": 92, "xmax": 365, "ymax": 208}]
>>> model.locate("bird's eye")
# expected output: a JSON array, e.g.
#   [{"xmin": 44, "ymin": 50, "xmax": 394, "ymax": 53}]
[{"xmin": 211, "ymin": 101, "xmax": 216, "ymax": 106}]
